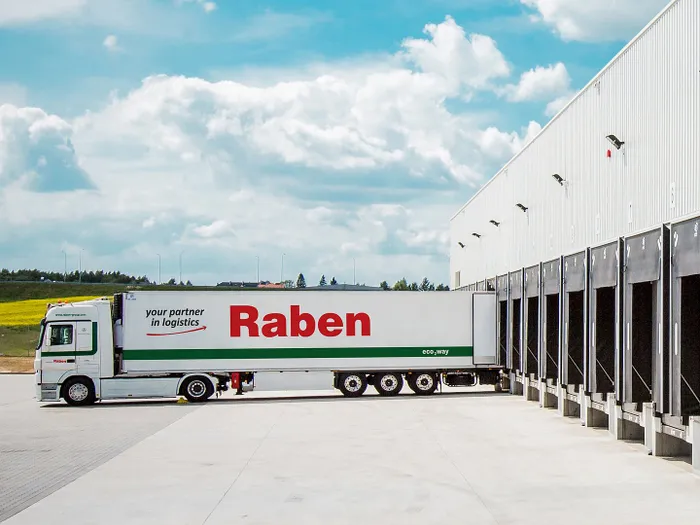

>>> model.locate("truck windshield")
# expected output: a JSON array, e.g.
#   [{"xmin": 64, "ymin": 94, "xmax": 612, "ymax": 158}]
[{"xmin": 36, "ymin": 318, "xmax": 46, "ymax": 350}]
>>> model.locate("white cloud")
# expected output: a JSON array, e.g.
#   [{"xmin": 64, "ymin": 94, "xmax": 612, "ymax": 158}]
[
  {"xmin": 476, "ymin": 121, "xmax": 542, "ymax": 160},
  {"xmin": 103, "ymin": 34, "xmax": 119, "ymax": 51},
  {"xmin": 521, "ymin": 0, "xmax": 670, "ymax": 42},
  {"xmin": 192, "ymin": 220, "xmax": 234, "ymax": 238},
  {"xmin": 0, "ymin": 0, "xmax": 86, "ymax": 26},
  {"xmin": 400, "ymin": 15, "xmax": 510, "ymax": 92},
  {"xmin": 0, "ymin": 104, "xmax": 93, "ymax": 192},
  {"xmin": 500, "ymin": 62, "xmax": 570, "ymax": 102},
  {"xmin": 1, "ymin": 16, "xmax": 538, "ymax": 286},
  {"xmin": 545, "ymin": 91, "xmax": 576, "ymax": 117}
]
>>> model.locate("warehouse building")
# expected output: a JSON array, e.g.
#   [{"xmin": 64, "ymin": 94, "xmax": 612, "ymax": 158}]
[{"xmin": 450, "ymin": 0, "xmax": 700, "ymax": 470}]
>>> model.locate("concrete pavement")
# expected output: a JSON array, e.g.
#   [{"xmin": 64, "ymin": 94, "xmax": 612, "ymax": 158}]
[{"xmin": 2, "ymin": 375, "xmax": 700, "ymax": 524}]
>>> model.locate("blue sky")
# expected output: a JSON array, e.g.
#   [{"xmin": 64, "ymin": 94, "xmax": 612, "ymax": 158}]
[{"xmin": 0, "ymin": 0, "xmax": 670, "ymax": 286}]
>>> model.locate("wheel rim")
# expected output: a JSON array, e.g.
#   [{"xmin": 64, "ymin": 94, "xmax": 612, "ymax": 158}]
[
  {"xmin": 415, "ymin": 374, "xmax": 434, "ymax": 391},
  {"xmin": 187, "ymin": 380, "xmax": 206, "ymax": 398},
  {"xmin": 343, "ymin": 375, "xmax": 363, "ymax": 393},
  {"xmin": 380, "ymin": 374, "xmax": 400, "ymax": 391},
  {"xmin": 68, "ymin": 383, "xmax": 89, "ymax": 402}
]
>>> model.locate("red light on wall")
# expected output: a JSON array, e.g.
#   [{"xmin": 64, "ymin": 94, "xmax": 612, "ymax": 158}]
[{"xmin": 606, "ymin": 149, "xmax": 612, "ymax": 158}]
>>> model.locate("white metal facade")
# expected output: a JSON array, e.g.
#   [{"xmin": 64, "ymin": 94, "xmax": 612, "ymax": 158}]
[{"xmin": 450, "ymin": 0, "xmax": 700, "ymax": 288}]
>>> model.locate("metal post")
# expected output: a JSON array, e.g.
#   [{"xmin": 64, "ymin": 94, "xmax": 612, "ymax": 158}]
[
  {"xmin": 157, "ymin": 253, "xmax": 161, "ymax": 285},
  {"xmin": 281, "ymin": 253, "xmax": 285, "ymax": 285},
  {"xmin": 79, "ymin": 249, "xmax": 83, "ymax": 284},
  {"xmin": 256, "ymin": 256, "xmax": 260, "ymax": 283},
  {"xmin": 179, "ymin": 251, "xmax": 183, "ymax": 284},
  {"xmin": 353, "ymin": 258, "xmax": 356, "ymax": 285},
  {"xmin": 61, "ymin": 250, "xmax": 67, "ymax": 282}
]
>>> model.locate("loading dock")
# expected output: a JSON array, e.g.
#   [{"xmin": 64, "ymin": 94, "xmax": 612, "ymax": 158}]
[
  {"xmin": 670, "ymin": 215, "xmax": 700, "ymax": 422},
  {"xmin": 586, "ymin": 240, "xmax": 623, "ymax": 430},
  {"xmin": 560, "ymin": 250, "xmax": 587, "ymax": 417},
  {"xmin": 509, "ymin": 269, "xmax": 524, "ymax": 394},
  {"xmin": 523, "ymin": 264, "xmax": 541, "ymax": 401},
  {"xmin": 497, "ymin": 275, "xmax": 509, "ymax": 372},
  {"xmin": 540, "ymin": 257, "xmax": 561, "ymax": 409},
  {"xmin": 622, "ymin": 227, "xmax": 669, "ymax": 414}
]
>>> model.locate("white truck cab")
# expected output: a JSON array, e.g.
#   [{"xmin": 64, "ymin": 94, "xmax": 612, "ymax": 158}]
[{"xmin": 35, "ymin": 298, "xmax": 111, "ymax": 405}]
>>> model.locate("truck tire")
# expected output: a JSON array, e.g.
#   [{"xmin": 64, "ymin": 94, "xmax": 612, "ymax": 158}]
[
  {"xmin": 338, "ymin": 373, "xmax": 367, "ymax": 397},
  {"xmin": 408, "ymin": 372, "xmax": 438, "ymax": 396},
  {"xmin": 62, "ymin": 377, "xmax": 96, "ymax": 407},
  {"xmin": 181, "ymin": 376, "xmax": 214, "ymax": 403},
  {"xmin": 373, "ymin": 372, "xmax": 403, "ymax": 396}
]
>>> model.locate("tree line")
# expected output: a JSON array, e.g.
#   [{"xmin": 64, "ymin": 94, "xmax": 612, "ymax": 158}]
[
  {"xmin": 296, "ymin": 273, "xmax": 449, "ymax": 291},
  {"xmin": 0, "ymin": 268, "xmax": 155, "ymax": 284},
  {"xmin": 1, "ymin": 268, "xmax": 449, "ymax": 291}
]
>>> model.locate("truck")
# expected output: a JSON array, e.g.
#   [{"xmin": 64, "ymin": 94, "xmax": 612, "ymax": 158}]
[{"xmin": 34, "ymin": 290, "xmax": 502, "ymax": 406}]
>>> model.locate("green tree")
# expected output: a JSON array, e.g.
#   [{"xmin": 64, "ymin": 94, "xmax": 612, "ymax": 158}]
[
  {"xmin": 319, "ymin": 274, "xmax": 327, "ymax": 286},
  {"xmin": 419, "ymin": 277, "xmax": 431, "ymax": 291},
  {"xmin": 409, "ymin": 281, "xmax": 419, "ymax": 291},
  {"xmin": 296, "ymin": 273, "xmax": 307, "ymax": 288},
  {"xmin": 330, "ymin": 276, "xmax": 338, "ymax": 285},
  {"xmin": 379, "ymin": 280, "xmax": 389, "ymax": 290},
  {"xmin": 393, "ymin": 278, "xmax": 409, "ymax": 291}
]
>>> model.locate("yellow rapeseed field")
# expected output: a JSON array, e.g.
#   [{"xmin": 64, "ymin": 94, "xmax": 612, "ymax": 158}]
[{"xmin": 0, "ymin": 296, "xmax": 103, "ymax": 327}]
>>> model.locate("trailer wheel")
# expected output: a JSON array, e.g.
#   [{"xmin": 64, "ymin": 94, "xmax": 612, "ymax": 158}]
[
  {"xmin": 62, "ymin": 377, "xmax": 96, "ymax": 407},
  {"xmin": 338, "ymin": 373, "xmax": 367, "ymax": 397},
  {"xmin": 408, "ymin": 372, "xmax": 438, "ymax": 396},
  {"xmin": 373, "ymin": 372, "xmax": 404, "ymax": 396},
  {"xmin": 181, "ymin": 376, "xmax": 214, "ymax": 403}
]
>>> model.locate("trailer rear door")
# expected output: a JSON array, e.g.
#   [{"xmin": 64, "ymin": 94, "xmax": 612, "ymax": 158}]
[{"xmin": 473, "ymin": 293, "xmax": 497, "ymax": 365}]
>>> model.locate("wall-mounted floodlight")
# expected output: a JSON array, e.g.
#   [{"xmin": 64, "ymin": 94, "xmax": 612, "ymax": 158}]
[
  {"xmin": 472, "ymin": 233, "xmax": 481, "ymax": 239},
  {"xmin": 489, "ymin": 220, "xmax": 500, "ymax": 227},
  {"xmin": 552, "ymin": 173, "xmax": 565, "ymax": 185},
  {"xmin": 516, "ymin": 203, "xmax": 528, "ymax": 212},
  {"xmin": 606, "ymin": 134, "xmax": 625, "ymax": 150},
  {"xmin": 457, "ymin": 241, "xmax": 465, "ymax": 248}
]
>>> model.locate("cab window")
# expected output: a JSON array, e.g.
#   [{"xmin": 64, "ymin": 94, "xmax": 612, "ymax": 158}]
[{"xmin": 49, "ymin": 325, "xmax": 74, "ymax": 346}]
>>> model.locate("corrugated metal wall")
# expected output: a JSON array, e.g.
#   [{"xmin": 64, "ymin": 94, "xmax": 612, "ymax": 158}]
[{"xmin": 450, "ymin": 0, "xmax": 700, "ymax": 288}]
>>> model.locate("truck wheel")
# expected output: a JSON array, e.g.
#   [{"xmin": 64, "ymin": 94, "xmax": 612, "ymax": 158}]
[
  {"xmin": 62, "ymin": 377, "xmax": 96, "ymax": 407},
  {"xmin": 374, "ymin": 372, "xmax": 404, "ymax": 396},
  {"xmin": 408, "ymin": 372, "xmax": 438, "ymax": 396},
  {"xmin": 338, "ymin": 373, "xmax": 367, "ymax": 397},
  {"xmin": 182, "ymin": 376, "xmax": 214, "ymax": 403}
]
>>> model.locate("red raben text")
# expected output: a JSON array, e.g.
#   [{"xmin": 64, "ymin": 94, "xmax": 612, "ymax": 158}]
[{"xmin": 230, "ymin": 305, "xmax": 371, "ymax": 337}]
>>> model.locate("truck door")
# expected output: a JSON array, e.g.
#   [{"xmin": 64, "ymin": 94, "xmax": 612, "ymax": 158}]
[
  {"xmin": 75, "ymin": 321, "xmax": 100, "ymax": 377},
  {"xmin": 473, "ymin": 293, "xmax": 497, "ymax": 365},
  {"xmin": 41, "ymin": 322, "xmax": 77, "ymax": 384}
]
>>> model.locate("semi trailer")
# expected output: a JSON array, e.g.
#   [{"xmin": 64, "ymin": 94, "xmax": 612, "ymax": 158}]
[{"xmin": 34, "ymin": 290, "xmax": 502, "ymax": 406}]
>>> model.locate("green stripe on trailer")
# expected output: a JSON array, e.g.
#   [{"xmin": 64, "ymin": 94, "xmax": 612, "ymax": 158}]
[{"xmin": 122, "ymin": 346, "xmax": 473, "ymax": 361}]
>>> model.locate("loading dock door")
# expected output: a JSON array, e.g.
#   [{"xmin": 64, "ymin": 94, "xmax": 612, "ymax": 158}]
[
  {"xmin": 523, "ymin": 264, "xmax": 541, "ymax": 379},
  {"xmin": 670, "ymin": 217, "xmax": 700, "ymax": 417},
  {"xmin": 622, "ymin": 226, "xmax": 669, "ymax": 412},
  {"xmin": 509, "ymin": 270, "xmax": 523, "ymax": 372},
  {"xmin": 562, "ymin": 251, "xmax": 587, "ymax": 389},
  {"xmin": 497, "ymin": 275, "xmax": 509, "ymax": 369},
  {"xmin": 473, "ymin": 293, "xmax": 497, "ymax": 365},
  {"xmin": 588, "ymin": 240, "xmax": 622, "ymax": 396},
  {"xmin": 541, "ymin": 258, "xmax": 561, "ymax": 382}
]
